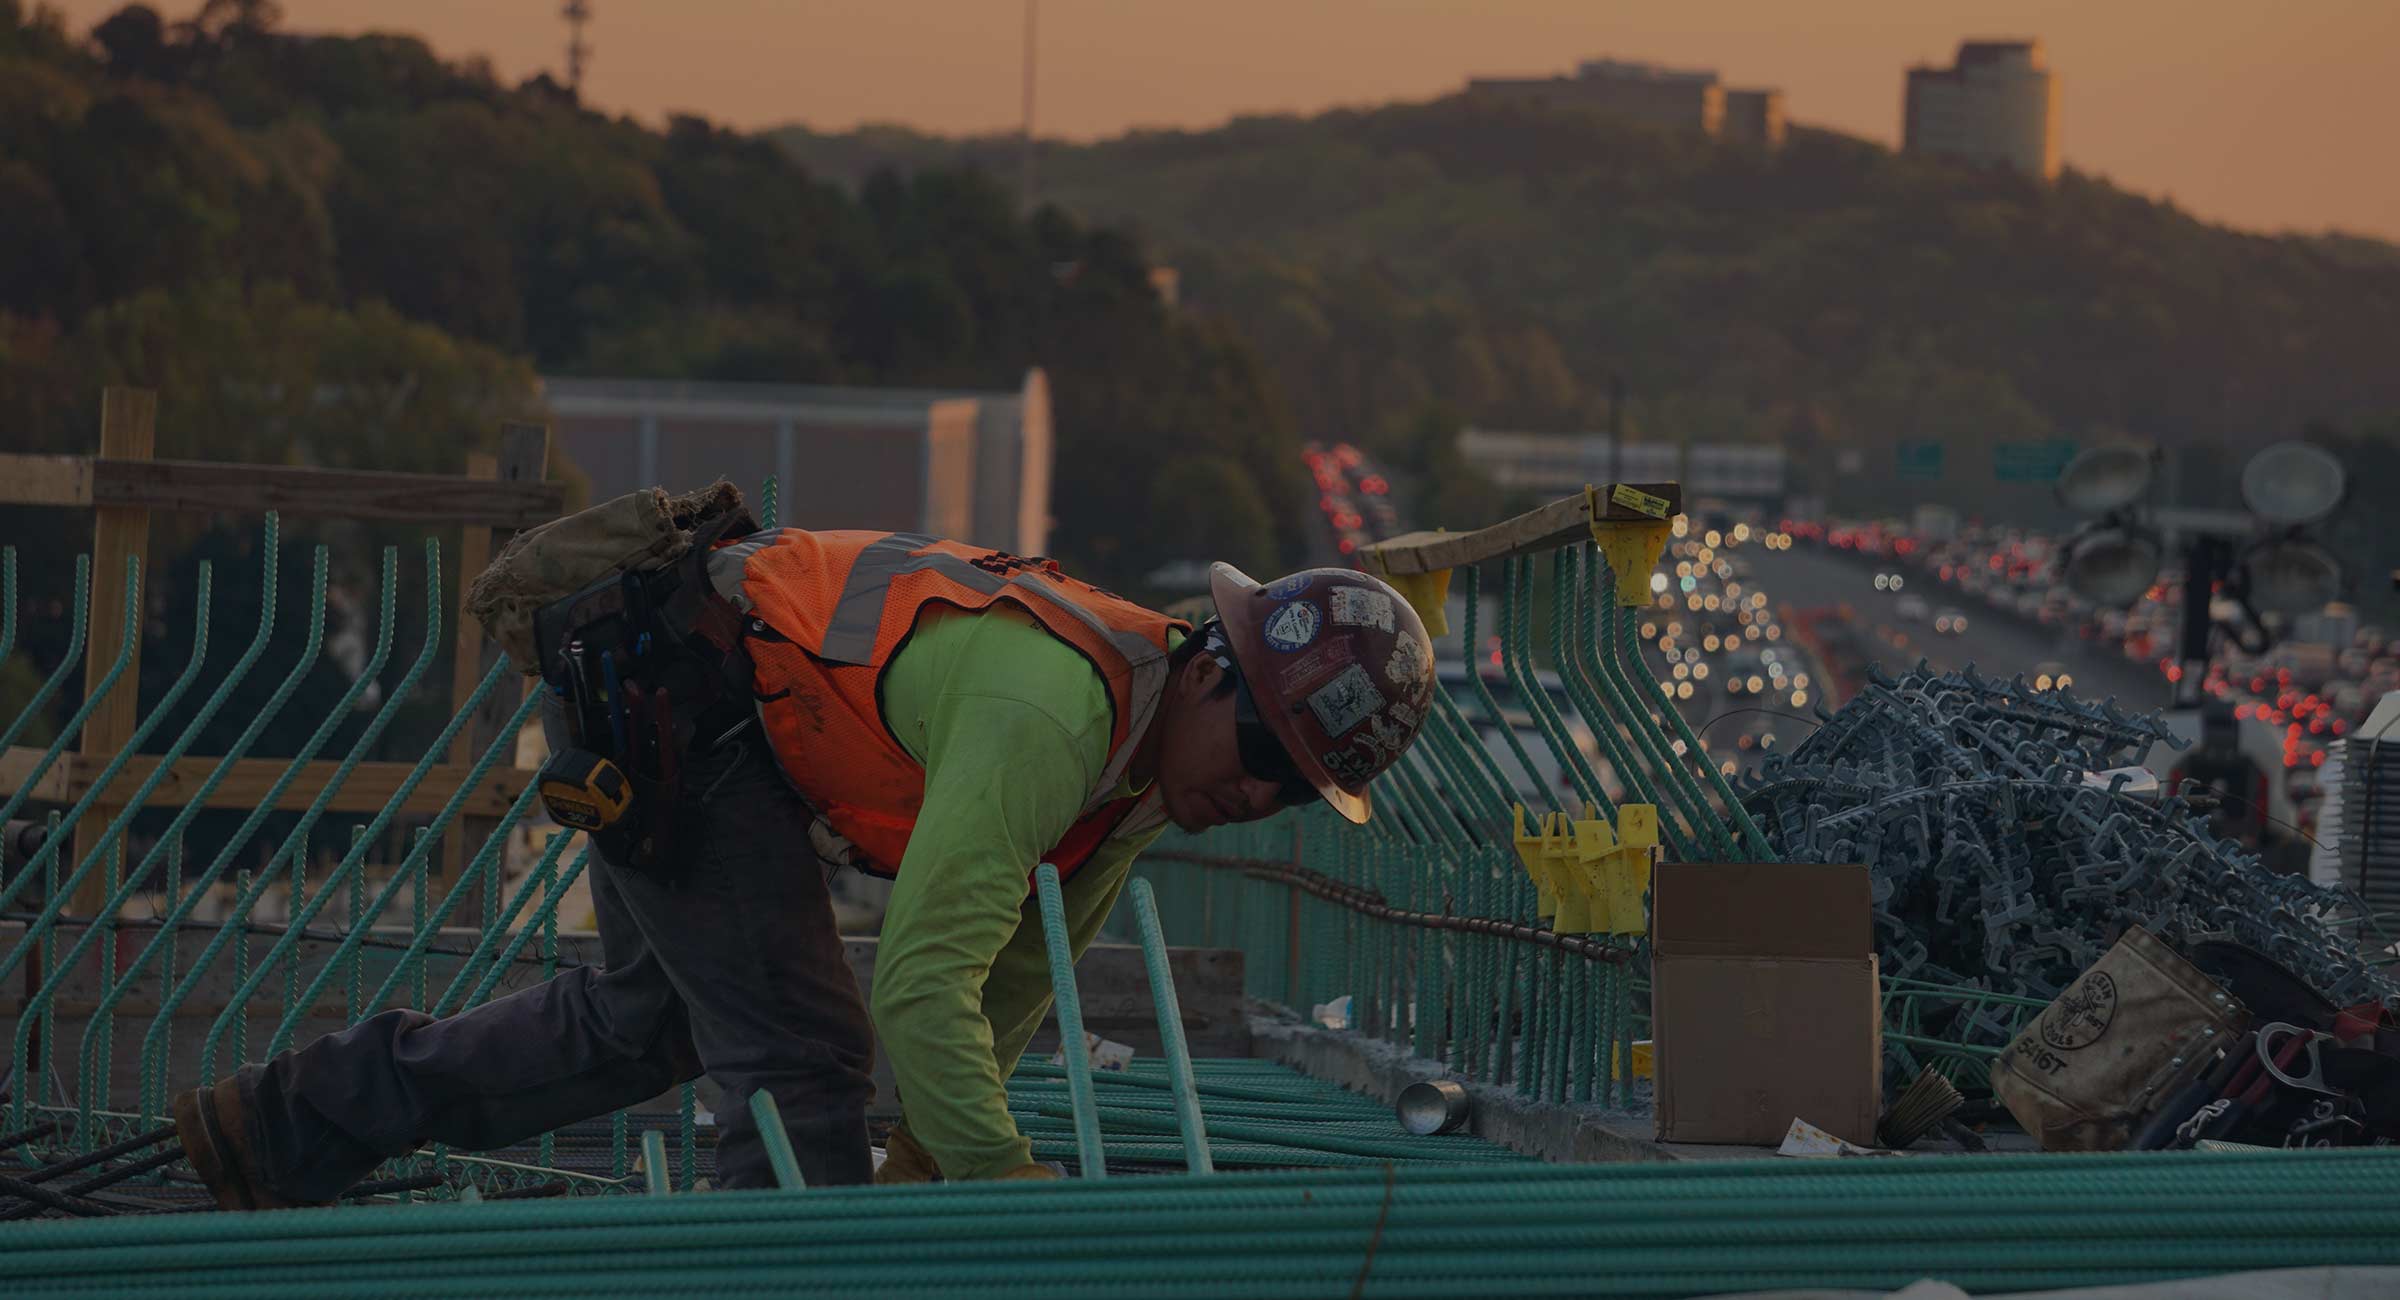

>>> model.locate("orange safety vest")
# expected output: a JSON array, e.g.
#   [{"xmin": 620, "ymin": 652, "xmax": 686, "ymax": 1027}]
[{"xmin": 704, "ymin": 529, "xmax": 1183, "ymax": 880}]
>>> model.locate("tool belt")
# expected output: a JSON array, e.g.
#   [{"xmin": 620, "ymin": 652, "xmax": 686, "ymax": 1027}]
[{"xmin": 534, "ymin": 506, "xmax": 758, "ymax": 874}]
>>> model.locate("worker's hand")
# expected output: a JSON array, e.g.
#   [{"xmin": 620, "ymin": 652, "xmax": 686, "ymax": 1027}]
[
  {"xmin": 874, "ymin": 1127, "xmax": 942, "ymax": 1185},
  {"xmin": 994, "ymin": 1161, "xmax": 1064, "ymax": 1181}
]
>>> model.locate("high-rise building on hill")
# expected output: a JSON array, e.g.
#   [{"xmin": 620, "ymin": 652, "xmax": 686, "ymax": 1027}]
[
  {"xmin": 1468, "ymin": 57, "xmax": 1786, "ymax": 148},
  {"xmin": 1904, "ymin": 39, "xmax": 2059, "ymax": 181}
]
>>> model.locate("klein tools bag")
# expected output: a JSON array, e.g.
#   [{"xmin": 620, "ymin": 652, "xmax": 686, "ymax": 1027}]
[{"xmin": 1993, "ymin": 925, "xmax": 2250, "ymax": 1151}]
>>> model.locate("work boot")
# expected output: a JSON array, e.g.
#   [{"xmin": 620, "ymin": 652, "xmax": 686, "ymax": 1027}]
[
  {"xmin": 173, "ymin": 1077, "xmax": 325, "ymax": 1211},
  {"xmin": 874, "ymin": 1125, "xmax": 942, "ymax": 1185}
]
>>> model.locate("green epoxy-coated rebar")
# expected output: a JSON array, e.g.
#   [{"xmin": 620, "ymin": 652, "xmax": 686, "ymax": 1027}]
[
  {"xmin": 53, "ymin": 517, "xmax": 296, "ymax": 1122},
  {"xmin": 0, "ymin": 554, "xmax": 87, "ymax": 765},
  {"xmin": 432, "ymin": 829, "xmax": 579, "ymax": 1017},
  {"xmin": 1032, "ymin": 863, "xmax": 1106, "ymax": 1179},
  {"xmin": 1587, "ymin": 569, "xmax": 1726, "ymax": 859},
  {"xmin": 457, "ymin": 847, "xmax": 590, "ymax": 1012},
  {"xmin": 274, "ymin": 675, "xmax": 526, "ymax": 1040},
  {"xmin": 120, "ymin": 544, "xmax": 333, "ymax": 1122},
  {"xmin": 197, "ymin": 546, "xmax": 424, "ymax": 1078},
  {"xmin": 1128, "ymin": 879, "xmax": 1213, "ymax": 1174},
  {"xmin": 7, "ymin": 542, "xmax": 225, "ymax": 1113},
  {"xmin": 1501, "ymin": 556, "xmax": 1604, "ymax": 813},
  {"xmin": 1556, "ymin": 548, "xmax": 1651, "ymax": 817},
  {"xmin": 680, "ymin": 1084, "xmax": 698, "ymax": 1191},
  {"xmin": 5, "ymin": 485, "xmax": 1745, "ymax": 1207},
  {"xmin": 0, "ymin": 557, "xmax": 124, "ymax": 901},
  {"xmin": 9, "ymin": 1150, "xmax": 2400, "ymax": 1298},
  {"xmin": 15, "ymin": 530, "xmax": 307, "ymax": 1132},
  {"xmin": 1457, "ymin": 566, "xmax": 1549, "ymax": 809},
  {"xmin": 641, "ymin": 1131, "xmax": 671, "ymax": 1196},
  {"xmin": 746, "ymin": 1091, "xmax": 805, "ymax": 1191},
  {"xmin": 1599, "ymin": 559, "xmax": 1773, "ymax": 858}
]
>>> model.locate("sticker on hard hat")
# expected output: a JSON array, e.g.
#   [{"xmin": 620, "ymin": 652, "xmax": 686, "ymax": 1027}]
[
  {"xmin": 1262, "ymin": 601, "xmax": 1321, "ymax": 651},
  {"xmin": 1277, "ymin": 640, "xmax": 1355, "ymax": 692},
  {"xmin": 1265, "ymin": 574, "xmax": 1312, "ymax": 599},
  {"xmin": 1321, "ymin": 746, "xmax": 1377, "ymax": 785},
  {"xmin": 1305, "ymin": 664, "xmax": 1385, "ymax": 737},
  {"xmin": 1328, "ymin": 587, "xmax": 1395, "ymax": 632},
  {"xmin": 1385, "ymin": 635, "xmax": 1428, "ymax": 686}
]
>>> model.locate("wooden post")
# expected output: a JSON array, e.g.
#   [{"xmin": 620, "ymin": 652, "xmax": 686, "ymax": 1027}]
[
  {"xmin": 444, "ymin": 423, "xmax": 550, "ymax": 901},
  {"xmin": 71, "ymin": 388, "xmax": 156, "ymax": 914}
]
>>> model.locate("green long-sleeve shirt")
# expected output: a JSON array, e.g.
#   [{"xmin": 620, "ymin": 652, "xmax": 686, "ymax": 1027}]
[{"xmin": 869, "ymin": 602, "xmax": 1173, "ymax": 1180}]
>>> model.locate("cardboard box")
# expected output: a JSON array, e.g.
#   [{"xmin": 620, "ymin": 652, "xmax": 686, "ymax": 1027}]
[{"xmin": 1652, "ymin": 861, "xmax": 1882, "ymax": 1147}]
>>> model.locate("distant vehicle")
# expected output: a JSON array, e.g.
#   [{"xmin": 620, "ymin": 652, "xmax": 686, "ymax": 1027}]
[
  {"xmin": 1895, "ymin": 594, "xmax": 1931, "ymax": 622},
  {"xmin": 1913, "ymin": 504, "xmax": 1960, "ymax": 543},
  {"xmin": 1873, "ymin": 572, "xmax": 1906, "ymax": 592},
  {"xmin": 2032, "ymin": 660, "xmax": 2075, "ymax": 692},
  {"xmin": 1933, "ymin": 607, "xmax": 1969, "ymax": 636},
  {"xmin": 1721, "ymin": 649, "xmax": 1769, "ymax": 697}
]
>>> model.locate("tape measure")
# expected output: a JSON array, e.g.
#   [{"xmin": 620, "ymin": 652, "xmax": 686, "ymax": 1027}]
[{"xmin": 538, "ymin": 748, "xmax": 634, "ymax": 832}]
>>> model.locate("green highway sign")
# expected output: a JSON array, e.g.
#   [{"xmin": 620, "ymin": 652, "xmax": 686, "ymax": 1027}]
[{"xmin": 1897, "ymin": 441, "xmax": 1945, "ymax": 480}]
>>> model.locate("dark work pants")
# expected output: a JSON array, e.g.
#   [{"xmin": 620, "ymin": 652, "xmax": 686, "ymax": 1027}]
[{"xmin": 238, "ymin": 702, "xmax": 877, "ymax": 1197}]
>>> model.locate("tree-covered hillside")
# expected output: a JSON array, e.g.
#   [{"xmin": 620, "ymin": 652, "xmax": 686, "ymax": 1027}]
[
  {"xmin": 779, "ymin": 98, "xmax": 2400, "ymax": 527},
  {"xmin": 0, "ymin": 0, "xmax": 1309, "ymax": 748}
]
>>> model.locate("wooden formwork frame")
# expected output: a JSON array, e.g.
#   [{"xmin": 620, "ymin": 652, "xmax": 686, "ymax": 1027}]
[{"xmin": 0, "ymin": 387, "xmax": 559, "ymax": 912}]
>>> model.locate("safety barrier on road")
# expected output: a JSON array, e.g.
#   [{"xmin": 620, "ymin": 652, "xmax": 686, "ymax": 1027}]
[{"xmin": 1136, "ymin": 485, "xmax": 1777, "ymax": 1106}]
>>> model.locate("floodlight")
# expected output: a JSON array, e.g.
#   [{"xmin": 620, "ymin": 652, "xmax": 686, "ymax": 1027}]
[
  {"xmin": 2240, "ymin": 442, "xmax": 2347, "ymax": 526},
  {"xmin": 2061, "ymin": 527, "xmax": 2163, "ymax": 607},
  {"xmin": 2055, "ymin": 445, "xmax": 2156, "ymax": 515},
  {"xmin": 2242, "ymin": 539, "xmax": 2342, "ymax": 616}
]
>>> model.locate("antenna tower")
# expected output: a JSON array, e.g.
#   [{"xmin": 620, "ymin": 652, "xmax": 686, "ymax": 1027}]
[{"xmin": 563, "ymin": 0, "xmax": 592, "ymax": 93}]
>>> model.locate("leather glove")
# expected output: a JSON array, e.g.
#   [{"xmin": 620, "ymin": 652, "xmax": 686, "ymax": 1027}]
[
  {"xmin": 874, "ymin": 1127, "xmax": 942, "ymax": 1185},
  {"xmin": 995, "ymin": 1161, "xmax": 1064, "ymax": 1181}
]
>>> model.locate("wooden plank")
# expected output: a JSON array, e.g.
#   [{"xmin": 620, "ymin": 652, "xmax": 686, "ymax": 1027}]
[
  {"xmin": 448, "ymin": 423, "xmax": 550, "ymax": 893},
  {"xmin": 2, "ymin": 749, "xmax": 533, "ymax": 818},
  {"xmin": 80, "ymin": 458, "xmax": 563, "ymax": 528},
  {"xmin": 0, "ymin": 746, "xmax": 69, "ymax": 803},
  {"xmin": 0, "ymin": 454, "xmax": 94, "ymax": 506},
  {"xmin": 441, "ymin": 452, "xmax": 501, "ymax": 885},
  {"xmin": 72, "ymin": 389, "xmax": 155, "ymax": 914},
  {"xmin": 1361, "ymin": 483, "xmax": 1684, "ymax": 575}
]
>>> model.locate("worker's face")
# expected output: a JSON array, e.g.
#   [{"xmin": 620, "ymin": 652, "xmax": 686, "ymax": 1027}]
[{"xmin": 1157, "ymin": 653, "xmax": 1298, "ymax": 833}]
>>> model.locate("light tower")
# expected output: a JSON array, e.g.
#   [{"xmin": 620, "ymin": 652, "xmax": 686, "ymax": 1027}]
[{"xmin": 563, "ymin": 0, "xmax": 592, "ymax": 93}]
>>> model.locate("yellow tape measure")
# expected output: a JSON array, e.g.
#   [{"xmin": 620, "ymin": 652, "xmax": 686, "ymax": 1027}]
[{"xmin": 538, "ymin": 748, "xmax": 633, "ymax": 832}]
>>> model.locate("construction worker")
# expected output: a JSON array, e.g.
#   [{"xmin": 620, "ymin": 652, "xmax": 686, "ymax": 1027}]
[
  {"xmin": 175, "ymin": 504, "xmax": 1436, "ymax": 1205},
  {"xmin": 2170, "ymin": 700, "xmax": 2271, "ymax": 850}
]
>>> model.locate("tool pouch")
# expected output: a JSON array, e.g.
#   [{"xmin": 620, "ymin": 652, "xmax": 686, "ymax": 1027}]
[
  {"xmin": 533, "ymin": 499, "xmax": 761, "ymax": 878},
  {"xmin": 1993, "ymin": 925, "xmax": 2250, "ymax": 1151}
]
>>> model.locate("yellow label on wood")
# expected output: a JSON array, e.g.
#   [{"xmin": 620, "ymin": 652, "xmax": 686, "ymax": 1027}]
[{"xmin": 1609, "ymin": 483, "xmax": 1671, "ymax": 519}]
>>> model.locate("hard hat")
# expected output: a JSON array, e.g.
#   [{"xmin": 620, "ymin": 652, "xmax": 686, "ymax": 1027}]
[{"xmin": 1209, "ymin": 561, "xmax": 1436, "ymax": 823}]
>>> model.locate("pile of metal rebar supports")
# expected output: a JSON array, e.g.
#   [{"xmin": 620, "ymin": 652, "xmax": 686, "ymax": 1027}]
[
  {"xmin": 1741, "ymin": 662, "xmax": 2400, "ymax": 1086},
  {"xmin": 9, "ymin": 1147, "xmax": 2399, "ymax": 1298}
]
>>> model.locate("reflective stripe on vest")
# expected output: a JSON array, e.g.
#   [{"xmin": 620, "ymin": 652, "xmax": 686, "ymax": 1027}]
[
  {"xmin": 804, "ymin": 536, "xmax": 1168, "ymax": 816},
  {"xmin": 723, "ymin": 529, "xmax": 1179, "ymax": 875}
]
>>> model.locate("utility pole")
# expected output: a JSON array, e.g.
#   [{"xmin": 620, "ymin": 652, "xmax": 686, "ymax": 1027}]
[
  {"xmin": 562, "ymin": 0, "xmax": 592, "ymax": 94},
  {"xmin": 1606, "ymin": 373, "xmax": 1625, "ymax": 485},
  {"xmin": 1019, "ymin": 0, "xmax": 1039, "ymax": 212}
]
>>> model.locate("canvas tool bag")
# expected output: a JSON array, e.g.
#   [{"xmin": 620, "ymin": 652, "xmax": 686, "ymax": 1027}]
[
  {"xmin": 466, "ymin": 481, "xmax": 751, "ymax": 675},
  {"xmin": 1993, "ymin": 925, "xmax": 2250, "ymax": 1151}
]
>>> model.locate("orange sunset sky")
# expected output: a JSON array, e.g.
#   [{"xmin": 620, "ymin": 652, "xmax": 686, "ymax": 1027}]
[{"xmin": 47, "ymin": 0, "xmax": 2400, "ymax": 242}]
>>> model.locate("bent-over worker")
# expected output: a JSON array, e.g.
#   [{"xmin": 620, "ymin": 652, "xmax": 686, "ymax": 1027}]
[{"xmin": 174, "ymin": 489, "xmax": 1436, "ymax": 1204}]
